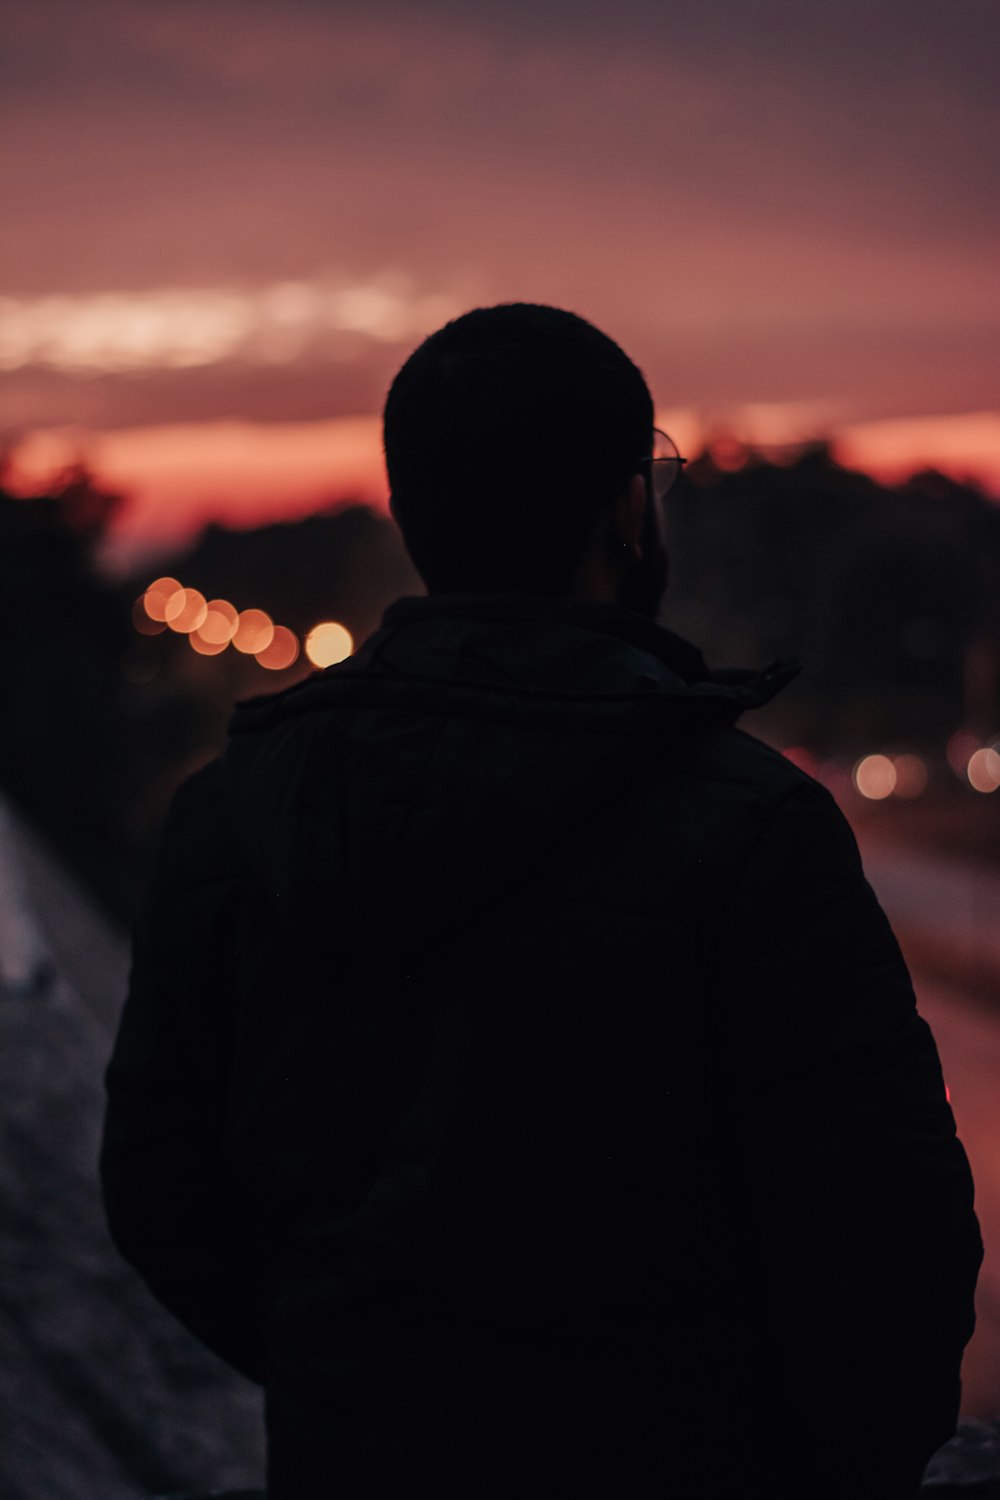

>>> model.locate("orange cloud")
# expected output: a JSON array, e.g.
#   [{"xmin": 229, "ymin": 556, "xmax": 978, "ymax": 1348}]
[{"xmin": 0, "ymin": 279, "xmax": 460, "ymax": 373}]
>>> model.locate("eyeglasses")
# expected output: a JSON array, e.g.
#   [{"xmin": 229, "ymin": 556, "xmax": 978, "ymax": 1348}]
[{"xmin": 636, "ymin": 428, "xmax": 687, "ymax": 507}]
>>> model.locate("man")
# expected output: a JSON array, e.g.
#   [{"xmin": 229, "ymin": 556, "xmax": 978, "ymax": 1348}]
[{"xmin": 101, "ymin": 303, "xmax": 981, "ymax": 1498}]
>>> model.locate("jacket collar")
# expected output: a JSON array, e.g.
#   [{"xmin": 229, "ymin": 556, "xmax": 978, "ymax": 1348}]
[
  {"xmin": 379, "ymin": 593, "xmax": 799, "ymax": 709},
  {"xmin": 381, "ymin": 594, "xmax": 712, "ymax": 685},
  {"xmin": 231, "ymin": 594, "xmax": 800, "ymax": 733}
]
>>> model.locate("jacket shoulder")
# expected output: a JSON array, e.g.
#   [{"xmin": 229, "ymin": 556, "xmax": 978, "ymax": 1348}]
[
  {"xmin": 693, "ymin": 724, "xmax": 825, "ymax": 804},
  {"xmin": 152, "ymin": 758, "xmax": 246, "ymax": 900},
  {"xmin": 657, "ymin": 722, "xmax": 846, "ymax": 858}
]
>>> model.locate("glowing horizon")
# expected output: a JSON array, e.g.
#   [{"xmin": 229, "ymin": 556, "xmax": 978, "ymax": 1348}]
[{"xmin": 8, "ymin": 406, "xmax": 999, "ymax": 572}]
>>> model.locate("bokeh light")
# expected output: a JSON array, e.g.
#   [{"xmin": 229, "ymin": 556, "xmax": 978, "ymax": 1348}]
[
  {"xmin": 853, "ymin": 754, "xmax": 897, "ymax": 800},
  {"xmin": 305, "ymin": 621, "xmax": 353, "ymax": 667},
  {"xmin": 967, "ymin": 747, "xmax": 1000, "ymax": 794},
  {"xmin": 232, "ymin": 607, "xmax": 274, "ymax": 654},
  {"xmin": 189, "ymin": 632, "xmax": 228, "ymax": 657},
  {"xmin": 143, "ymin": 575, "xmax": 182, "ymax": 621},
  {"xmin": 164, "ymin": 587, "xmax": 208, "ymax": 634},
  {"xmin": 892, "ymin": 753, "xmax": 928, "ymax": 799},
  {"xmin": 256, "ymin": 625, "xmax": 300, "ymax": 671},
  {"xmin": 198, "ymin": 598, "xmax": 239, "ymax": 644}
]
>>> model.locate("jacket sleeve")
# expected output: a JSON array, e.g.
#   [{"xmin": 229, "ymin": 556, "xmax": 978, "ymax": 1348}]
[
  {"xmin": 714, "ymin": 775, "xmax": 982, "ymax": 1498},
  {"xmin": 100, "ymin": 762, "xmax": 267, "ymax": 1384}
]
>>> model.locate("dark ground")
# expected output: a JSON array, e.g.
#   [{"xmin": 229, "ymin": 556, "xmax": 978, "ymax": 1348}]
[{"xmin": 0, "ymin": 800, "xmax": 265, "ymax": 1500}]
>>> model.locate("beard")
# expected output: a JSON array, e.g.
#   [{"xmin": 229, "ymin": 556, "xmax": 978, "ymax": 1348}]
[{"xmin": 616, "ymin": 500, "xmax": 670, "ymax": 620}]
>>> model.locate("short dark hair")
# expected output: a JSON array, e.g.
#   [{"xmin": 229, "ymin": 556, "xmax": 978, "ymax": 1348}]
[{"xmin": 383, "ymin": 303, "xmax": 654, "ymax": 594}]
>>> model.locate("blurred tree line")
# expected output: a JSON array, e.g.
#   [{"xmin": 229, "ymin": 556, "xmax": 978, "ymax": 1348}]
[
  {"xmin": 0, "ymin": 462, "xmax": 136, "ymax": 917},
  {"xmin": 664, "ymin": 443, "xmax": 1000, "ymax": 752},
  {"xmin": 1, "ymin": 444, "xmax": 998, "ymax": 924}
]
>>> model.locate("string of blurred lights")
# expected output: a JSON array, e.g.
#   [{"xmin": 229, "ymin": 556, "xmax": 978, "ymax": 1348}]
[
  {"xmin": 782, "ymin": 741, "xmax": 1000, "ymax": 800},
  {"xmin": 133, "ymin": 576, "xmax": 354, "ymax": 671}
]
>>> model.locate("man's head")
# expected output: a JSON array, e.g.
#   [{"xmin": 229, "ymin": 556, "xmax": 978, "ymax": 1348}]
[{"xmin": 383, "ymin": 303, "xmax": 668, "ymax": 617}]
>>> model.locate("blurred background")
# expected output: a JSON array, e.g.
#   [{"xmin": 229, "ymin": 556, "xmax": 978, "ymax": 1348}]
[{"xmin": 1, "ymin": 1, "xmax": 999, "ymax": 1495}]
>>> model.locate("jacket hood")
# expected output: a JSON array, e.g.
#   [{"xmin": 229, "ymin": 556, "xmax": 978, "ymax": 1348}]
[{"xmin": 223, "ymin": 596, "xmax": 798, "ymax": 955}]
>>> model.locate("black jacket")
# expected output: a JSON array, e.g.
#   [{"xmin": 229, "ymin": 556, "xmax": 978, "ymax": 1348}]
[{"xmin": 101, "ymin": 595, "xmax": 981, "ymax": 1499}]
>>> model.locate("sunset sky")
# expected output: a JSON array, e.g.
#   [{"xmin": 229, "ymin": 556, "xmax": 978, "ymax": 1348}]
[{"xmin": 3, "ymin": 0, "xmax": 998, "ymax": 557}]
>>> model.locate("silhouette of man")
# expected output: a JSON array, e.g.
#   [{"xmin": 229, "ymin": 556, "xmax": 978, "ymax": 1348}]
[{"xmin": 101, "ymin": 304, "xmax": 981, "ymax": 1499}]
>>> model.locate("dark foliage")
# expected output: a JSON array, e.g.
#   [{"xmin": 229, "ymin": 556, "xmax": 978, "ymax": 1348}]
[
  {"xmin": 0, "ymin": 467, "xmax": 136, "ymax": 915},
  {"xmin": 664, "ymin": 444, "xmax": 1000, "ymax": 750},
  {"xmin": 0, "ymin": 478, "xmax": 419, "ymax": 922}
]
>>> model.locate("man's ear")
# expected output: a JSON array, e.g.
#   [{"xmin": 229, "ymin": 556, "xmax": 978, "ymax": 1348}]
[{"xmin": 611, "ymin": 474, "xmax": 647, "ymax": 561}]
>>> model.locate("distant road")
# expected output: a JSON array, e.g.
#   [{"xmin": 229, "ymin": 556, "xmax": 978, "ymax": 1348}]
[
  {"xmin": 905, "ymin": 978, "xmax": 1000, "ymax": 1418},
  {"xmin": 860, "ymin": 834, "xmax": 1000, "ymax": 989},
  {"xmin": 856, "ymin": 833, "xmax": 1000, "ymax": 1416}
]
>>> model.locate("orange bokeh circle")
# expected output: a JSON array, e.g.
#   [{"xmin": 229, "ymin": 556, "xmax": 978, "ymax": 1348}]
[
  {"xmin": 232, "ymin": 608, "xmax": 275, "ymax": 654},
  {"xmin": 256, "ymin": 626, "xmax": 300, "ymax": 671},
  {"xmin": 165, "ymin": 587, "xmax": 208, "ymax": 634}
]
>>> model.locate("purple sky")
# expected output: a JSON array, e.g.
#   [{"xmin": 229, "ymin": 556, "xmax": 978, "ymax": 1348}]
[{"xmin": 3, "ymin": 0, "xmax": 998, "ymax": 542}]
